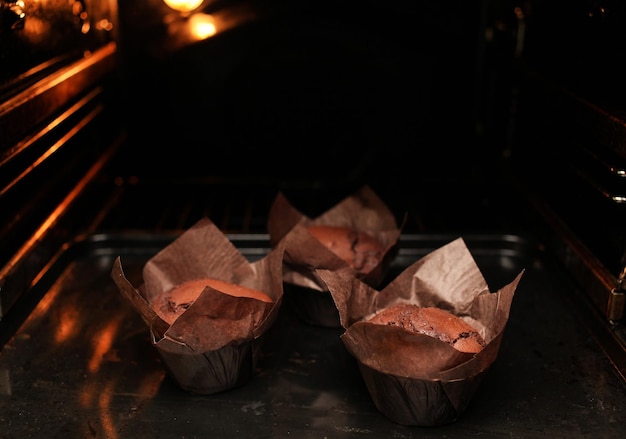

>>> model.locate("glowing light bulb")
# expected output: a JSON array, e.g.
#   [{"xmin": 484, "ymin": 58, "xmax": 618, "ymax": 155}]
[
  {"xmin": 189, "ymin": 13, "xmax": 216, "ymax": 39},
  {"xmin": 163, "ymin": 0, "xmax": 204, "ymax": 13}
]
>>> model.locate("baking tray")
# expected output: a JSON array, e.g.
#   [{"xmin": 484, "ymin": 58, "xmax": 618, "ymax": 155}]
[{"xmin": 1, "ymin": 232, "xmax": 626, "ymax": 438}]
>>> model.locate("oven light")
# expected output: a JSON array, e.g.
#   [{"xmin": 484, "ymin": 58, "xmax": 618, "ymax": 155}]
[
  {"xmin": 612, "ymin": 196, "xmax": 626, "ymax": 204},
  {"xmin": 189, "ymin": 13, "xmax": 216, "ymax": 39},
  {"xmin": 163, "ymin": 0, "xmax": 204, "ymax": 13}
]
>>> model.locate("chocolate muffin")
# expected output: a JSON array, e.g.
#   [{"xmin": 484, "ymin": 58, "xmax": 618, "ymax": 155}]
[
  {"xmin": 367, "ymin": 304, "xmax": 486, "ymax": 353},
  {"xmin": 152, "ymin": 278, "xmax": 274, "ymax": 325}
]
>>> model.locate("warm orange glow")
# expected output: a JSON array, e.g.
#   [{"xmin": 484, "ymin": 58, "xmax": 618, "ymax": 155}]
[
  {"xmin": 79, "ymin": 380, "xmax": 97, "ymax": 407},
  {"xmin": 97, "ymin": 19, "xmax": 114, "ymax": 32},
  {"xmin": 163, "ymin": 0, "xmax": 203, "ymax": 12},
  {"xmin": 78, "ymin": 366, "xmax": 164, "ymax": 435},
  {"xmin": 54, "ymin": 304, "xmax": 80, "ymax": 343},
  {"xmin": 88, "ymin": 319, "xmax": 120, "ymax": 373},
  {"xmin": 22, "ymin": 283, "xmax": 62, "ymax": 327},
  {"xmin": 137, "ymin": 369, "xmax": 167, "ymax": 399},
  {"xmin": 21, "ymin": 16, "xmax": 48, "ymax": 43},
  {"xmin": 158, "ymin": 2, "xmax": 259, "ymax": 52},
  {"xmin": 99, "ymin": 382, "xmax": 118, "ymax": 439},
  {"xmin": 189, "ymin": 13, "xmax": 217, "ymax": 39}
]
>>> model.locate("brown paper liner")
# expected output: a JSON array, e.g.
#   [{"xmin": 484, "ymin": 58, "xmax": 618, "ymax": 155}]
[
  {"xmin": 357, "ymin": 362, "xmax": 487, "ymax": 426},
  {"xmin": 156, "ymin": 339, "xmax": 261, "ymax": 394},
  {"xmin": 267, "ymin": 185, "xmax": 404, "ymax": 327},
  {"xmin": 111, "ymin": 217, "xmax": 285, "ymax": 394},
  {"xmin": 316, "ymin": 237, "xmax": 524, "ymax": 425}
]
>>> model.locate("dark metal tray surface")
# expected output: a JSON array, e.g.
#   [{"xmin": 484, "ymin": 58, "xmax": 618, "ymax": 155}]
[{"xmin": 1, "ymin": 233, "xmax": 625, "ymax": 438}]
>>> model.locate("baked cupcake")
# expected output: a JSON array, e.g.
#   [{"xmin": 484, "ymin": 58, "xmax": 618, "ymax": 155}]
[
  {"xmin": 367, "ymin": 304, "xmax": 487, "ymax": 354},
  {"xmin": 316, "ymin": 237, "xmax": 523, "ymax": 426},
  {"xmin": 267, "ymin": 185, "xmax": 403, "ymax": 327},
  {"xmin": 111, "ymin": 217, "xmax": 284, "ymax": 394}
]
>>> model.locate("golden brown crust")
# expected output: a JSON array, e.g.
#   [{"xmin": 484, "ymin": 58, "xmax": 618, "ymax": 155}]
[
  {"xmin": 152, "ymin": 278, "xmax": 273, "ymax": 325},
  {"xmin": 368, "ymin": 304, "xmax": 486, "ymax": 353},
  {"xmin": 307, "ymin": 225, "xmax": 384, "ymax": 274}
]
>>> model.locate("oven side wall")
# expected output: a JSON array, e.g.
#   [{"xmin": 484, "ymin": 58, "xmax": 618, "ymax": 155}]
[
  {"xmin": 506, "ymin": 0, "xmax": 626, "ymax": 322},
  {"xmin": 0, "ymin": 1, "xmax": 123, "ymax": 330}
]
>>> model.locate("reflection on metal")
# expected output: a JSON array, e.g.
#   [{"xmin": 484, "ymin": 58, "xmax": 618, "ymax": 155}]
[
  {"xmin": 71, "ymin": 0, "xmax": 90, "ymax": 34},
  {"xmin": 613, "ymin": 196, "xmax": 626, "ymax": 204},
  {"xmin": 188, "ymin": 12, "xmax": 216, "ymax": 39},
  {"xmin": 55, "ymin": 302, "xmax": 80, "ymax": 344},
  {"xmin": 99, "ymin": 381, "xmax": 118, "ymax": 439},
  {"xmin": 21, "ymin": 281, "xmax": 63, "ymax": 328},
  {"xmin": 0, "ymin": 42, "xmax": 117, "ymax": 156},
  {"xmin": 157, "ymin": 2, "xmax": 259, "ymax": 54},
  {"xmin": 0, "ymin": 0, "xmax": 25, "ymax": 30},
  {"xmin": 96, "ymin": 18, "xmax": 114, "ymax": 32},
  {"xmin": 88, "ymin": 318, "xmax": 120, "ymax": 373}
]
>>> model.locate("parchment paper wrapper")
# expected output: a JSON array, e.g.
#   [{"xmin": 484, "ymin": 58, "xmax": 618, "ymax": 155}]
[
  {"xmin": 267, "ymin": 185, "xmax": 404, "ymax": 327},
  {"xmin": 111, "ymin": 217, "xmax": 285, "ymax": 394},
  {"xmin": 316, "ymin": 237, "xmax": 524, "ymax": 426}
]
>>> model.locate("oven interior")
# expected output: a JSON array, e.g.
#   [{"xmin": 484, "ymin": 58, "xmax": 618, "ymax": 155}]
[{"xmin": 2, "ymin": 1, "xmax": 626, "ymax": 437}]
